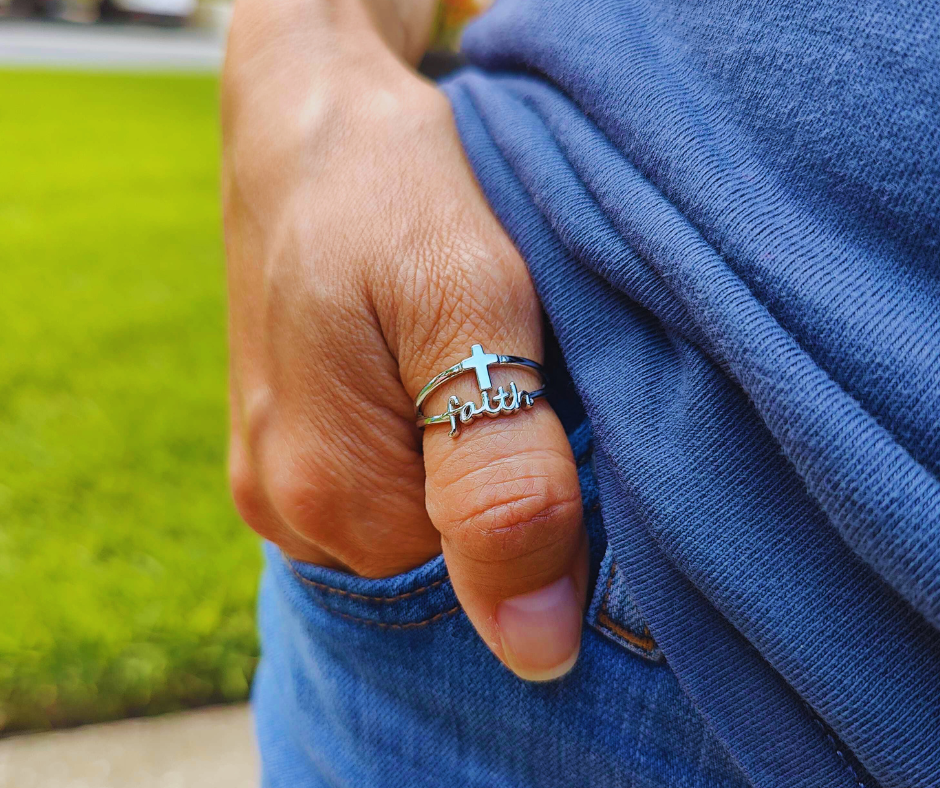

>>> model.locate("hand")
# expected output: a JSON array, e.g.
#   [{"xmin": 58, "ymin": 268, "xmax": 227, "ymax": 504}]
[{"xmin": 222, "ymin": 0, "xmax": 588, "ymax": 681}]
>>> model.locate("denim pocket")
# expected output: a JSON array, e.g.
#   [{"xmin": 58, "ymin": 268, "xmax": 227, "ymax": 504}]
[
  {"xmin": 587, "ymin": 546, "xmax": 665, "ymax": 662},
  {"xmin": 576, "ymin": 432, "xmax": 665, "ymax": 664},
  {"xmin": 256, "ymin": 421, "xmax": 742, "ymax": 788},
  {"xmin": 274, "ymin": 419, "xmax": 593, "ymax": 633},
  {"xmin": 271, "ymin": 546, "xmax": 460, "ymax": 630},
  {"xmin": 271, "ymin": 419, "xmax": 660, "ymax": 657}
]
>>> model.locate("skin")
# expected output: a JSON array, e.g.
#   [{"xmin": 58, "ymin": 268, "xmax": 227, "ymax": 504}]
[{"xmin": 222, "ymin": 0, "xmax": 588, "ymax": 680}]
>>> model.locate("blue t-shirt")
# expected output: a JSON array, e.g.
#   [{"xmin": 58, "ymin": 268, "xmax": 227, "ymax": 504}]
[{"xmin": 443, "ymin": 1, "xmax": 940, "ymax": 786}]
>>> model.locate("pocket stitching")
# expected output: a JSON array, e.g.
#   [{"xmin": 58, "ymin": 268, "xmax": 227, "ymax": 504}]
[
  {"xmin": 595, "ymin": 561, "xmax": 660, "ymax": 655},
  {"xmin": 284, "ymin": 555, "xmax": 451, "ymax": 603},
  {"xmin": 313, "ymin": 601, "xmax": 462, "ymax": 630}
]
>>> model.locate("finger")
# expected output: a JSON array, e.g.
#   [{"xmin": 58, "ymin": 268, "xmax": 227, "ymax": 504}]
[
  {"xmin": 227, "ymin": 410, "xmax": 347, "ymax": 570},
  {"xmin": 428, "ymin": 389, "xmax": 588, "ymax": 683},
  {"xmin": 377, "ymin": 148, "xmax": 588, "ymax": 681},
  {"xmin": 414, "ymin": 255, "xmax": 587, "ymax": 682},
  {"xmin": 230, "ymin": 256, "xmax": 442, "ymax": 577}
]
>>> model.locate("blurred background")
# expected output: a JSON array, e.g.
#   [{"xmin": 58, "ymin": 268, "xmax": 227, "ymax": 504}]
[{"xmin": 0, "ymin": 3, "xmax": 474, "ymax": 785}]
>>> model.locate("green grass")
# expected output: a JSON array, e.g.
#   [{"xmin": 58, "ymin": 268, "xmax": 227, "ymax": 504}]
[{"xmin": 0, "ymin": 70, "xmax": 261, "ymax": 733}]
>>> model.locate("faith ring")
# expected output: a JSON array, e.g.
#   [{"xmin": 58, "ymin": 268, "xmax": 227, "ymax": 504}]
[{"xmin": 414, "ymin": 344, "xmax": 548, "ymax": 437}]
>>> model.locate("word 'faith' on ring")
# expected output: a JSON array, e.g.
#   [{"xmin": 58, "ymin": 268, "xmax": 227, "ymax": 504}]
[
  {"xmin": 444, "ymin": 382, "xmax": 535, "ymax": 436},
  {"xmin": 413, "ymin": 344, "xmax": 548, "ymax": 438}
]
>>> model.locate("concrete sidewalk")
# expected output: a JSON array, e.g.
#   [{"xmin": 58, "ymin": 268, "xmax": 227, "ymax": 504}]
[
  {"xmin": 0, "ymin": 20, "xmax": 225, "ymax": 70},
  {"xmin": 0, "ymin": 704, "xmax": 258, "ymax": 788}
]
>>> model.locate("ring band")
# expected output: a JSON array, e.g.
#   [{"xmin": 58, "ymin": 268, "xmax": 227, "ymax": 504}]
[{"xmin": 414, "ymin": 344, "xmax": 547, "ymax": 437}]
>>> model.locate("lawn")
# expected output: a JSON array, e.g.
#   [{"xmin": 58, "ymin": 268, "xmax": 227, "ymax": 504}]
[{"xmin": 0, "ymin": 70, "xmax": 261, "ymax": 733}]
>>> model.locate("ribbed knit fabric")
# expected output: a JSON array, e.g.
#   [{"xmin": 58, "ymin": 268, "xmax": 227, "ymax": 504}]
[{"xmin": 442, "ymin": 2, "xmax": 940, "ymax": 786}]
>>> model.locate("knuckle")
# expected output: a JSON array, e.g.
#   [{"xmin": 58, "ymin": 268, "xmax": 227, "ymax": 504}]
[
  {"xmin": 264, "ymin": 462, "xmax": 407, "ymax": 577},
  {"xmin": 228, "ymin": 449, "xmax": 282, "ymax": 543},
  {"xmin": 238, "ymin": 391, "xmax": 333, "ymax": 540},
  {"xmin": 229, "ymin": 454, "xmax": 264, "ymax": 528},
  {"xmin": 394, "ymin": 229, "xmax": 537, "ymax": 383},
  {"xmin": 266, "ymin": 454, "xmax": 332, "ymax": 538},
  {"xmin": 436, "ymin": 456, "xmax": 583, "ymax": 566}
]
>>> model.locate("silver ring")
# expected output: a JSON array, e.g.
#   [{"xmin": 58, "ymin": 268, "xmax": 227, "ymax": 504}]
[{"xmin": 414, "ymin": 344, "xmax": 547, "ymax": 437}]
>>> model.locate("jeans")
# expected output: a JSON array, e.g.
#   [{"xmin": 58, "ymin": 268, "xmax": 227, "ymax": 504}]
[{"xmin": 253, "ymin": 413, "xmax": 749, "ymax": 787}]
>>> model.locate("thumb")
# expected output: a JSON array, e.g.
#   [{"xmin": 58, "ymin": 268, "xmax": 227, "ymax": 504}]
[{"xmin": 389, "ymin": 217, "xmax": 588, "ymax": 682}]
